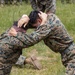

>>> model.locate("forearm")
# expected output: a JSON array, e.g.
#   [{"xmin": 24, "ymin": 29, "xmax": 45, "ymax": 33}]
[{"xmin": 15, "ymin": 24, "xmax": 51, "ymax": 48}]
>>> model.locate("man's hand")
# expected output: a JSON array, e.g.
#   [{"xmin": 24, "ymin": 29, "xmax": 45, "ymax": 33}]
[
  {"xmin": 38, "ymin": 11, "xmax": 47, "ymax": 25},
  {"xmin": 9, "ymin": 28, "xmax": 17, "ymax": 36},
  {"xmin": 18, "ymin": 14, "xmax": 30, "ymax": 28}
]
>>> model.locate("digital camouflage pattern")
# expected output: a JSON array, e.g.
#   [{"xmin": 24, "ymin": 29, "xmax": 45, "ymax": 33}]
[
  {"xmin": 15, "ymin": 13, "xmax": 75, "ymax": 75},
  {"xmin": 30, "ymin": 0, "xmax": 56, "ymax": 13},
  {"xmin": 0, "ymin": 26, "xmax": 42, "ymax": 75},
  {"xmin": 0, "ymin": 30, "xmax": 26, "ymax": 75},
  {"xmin": 0, "ymin": 13, "xmax": 75, "ymax": 75},
  {"xmin": 15, "ymin": 55, "xmax": 26, "ymax": 66}
]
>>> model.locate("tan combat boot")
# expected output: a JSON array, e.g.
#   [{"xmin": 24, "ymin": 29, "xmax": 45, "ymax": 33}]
[{"xmin": 25, "ymin": 55, "xmax": 42, "ymax": 70}]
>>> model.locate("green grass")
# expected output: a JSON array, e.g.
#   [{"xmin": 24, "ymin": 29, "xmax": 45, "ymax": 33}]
[{"xmin": 0, "ymin": 1, "xmax": 75, "ymax": 75}]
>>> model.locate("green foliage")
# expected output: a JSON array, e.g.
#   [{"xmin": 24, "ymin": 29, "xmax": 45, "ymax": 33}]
[{"xmin": 0, "ymin": 1, "xmax": 75, "ymax": 75}]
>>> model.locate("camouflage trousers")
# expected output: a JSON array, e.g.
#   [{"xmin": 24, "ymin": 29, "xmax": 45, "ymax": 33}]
[
  {"xmin": 61, "ymin": 43, "xmax": 75, "ymax": 75},
  {"xmin": 0, "ymin": 44, "xmax": 22, "ymax": 75},
  {"xmin": 15, "ymin": 55, "xmax": 26, "ymax": 66},
  {"xmin": 0, "ymin": 63, "xmax": 12, "ymax": 75}
]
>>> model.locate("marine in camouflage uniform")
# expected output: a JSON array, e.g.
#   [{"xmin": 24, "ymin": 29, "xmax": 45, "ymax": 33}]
[
  {"xmin": 17, "ymin": 0, "xmax": 56, "ymax": 65},
  {"xmin": 15, "ymin": 13, "xmax": 75, "ymax": 75},
  {"xmin": 0, "ymin": 21, "xmax": 42, "ymax": 75},
  {"xmin": 30, "ymin": 0, "xmax": 56, "ymax": 13},
  {"xmin": 0, "ymin": 30, "xmax": 23, "ymax": 75}
]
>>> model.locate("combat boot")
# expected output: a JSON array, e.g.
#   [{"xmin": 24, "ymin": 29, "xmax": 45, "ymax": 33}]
[{"xmin": 25, "ymin": 55, "xmax": 42, "ymax": 70}]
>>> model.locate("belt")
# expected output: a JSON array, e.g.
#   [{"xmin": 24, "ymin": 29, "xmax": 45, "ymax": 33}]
[{"xmin": 62, "ymin": 43, "xmax": 75, "ymax": 54}]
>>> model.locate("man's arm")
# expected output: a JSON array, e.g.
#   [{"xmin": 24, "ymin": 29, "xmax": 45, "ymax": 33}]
[
  {"xmin": 14, "ymin": 22, "xmax": 52, "ymax": 48},
  {"xmin": 9, "ymin": 12, "xmax": 53, "ymax": 48},
  {"xmin": 8, "ymin": 23, "xmax": 51, "ymax": 48}
]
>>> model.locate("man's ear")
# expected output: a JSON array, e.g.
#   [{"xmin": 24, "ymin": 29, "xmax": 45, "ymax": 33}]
[{"xmin": 37, "ymin": 19, "xmax": 42, "ymax": 23}]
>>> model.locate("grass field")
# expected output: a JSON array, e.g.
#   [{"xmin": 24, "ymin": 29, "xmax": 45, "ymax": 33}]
[{"xmin": 0, "ymin": 1, "xmax": 75, "ymax": 75}]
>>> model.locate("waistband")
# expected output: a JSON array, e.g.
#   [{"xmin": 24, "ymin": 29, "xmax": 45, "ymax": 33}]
[{"xmin": 61, "ymin": 43, "xmax": 75, "ymax": 54}]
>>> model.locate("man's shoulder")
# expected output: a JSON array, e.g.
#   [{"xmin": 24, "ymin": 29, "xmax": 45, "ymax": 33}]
[
  {"xmin": 47, "ymin": 13, "xmax": 60, "ymax": 21},
  {"xmin": 47, "ymin": 13, "xmax": 56, "ymax": 18}
]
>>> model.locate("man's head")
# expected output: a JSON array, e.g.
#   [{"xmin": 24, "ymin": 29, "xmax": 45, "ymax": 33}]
[{"xmin": 28, "ymin": 10, "xmax": 42, "ymax": 28}]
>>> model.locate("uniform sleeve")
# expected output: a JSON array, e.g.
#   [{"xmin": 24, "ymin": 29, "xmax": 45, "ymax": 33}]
[
  {"xmin": 15, "ymin": 24, "xmax": 52, "ymax": 48},
  {"xmin": 46, "ymin": 0, "xmax": 56, "ymax": 14}
]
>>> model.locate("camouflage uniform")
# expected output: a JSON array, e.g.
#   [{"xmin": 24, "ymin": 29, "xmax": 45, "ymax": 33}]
[
  {"xmin": 30, "ymin": 0, "xmax": 56, "ymax": 13},
  {"xmin": 0, "ymin": 29, "xmax": 26, "ymax": 75},
  {"xmin": 15, "ymin": 55, "xmax": 26, "ymax": 67},
  {"xmin": 15, "ymin": 13, "xmax": 75, "ymax": 75}
]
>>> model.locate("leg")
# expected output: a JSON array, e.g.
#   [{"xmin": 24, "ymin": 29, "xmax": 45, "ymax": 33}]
[
  {"xmin": 0, "ymin": 63, "xmax": 12, "ymax": 75},
  {"xmin": 46, "ymin": 0, "xmax": 56, "ymax": 14},
  {"xmin": 61, "ymin": 43, "xmax": 75, "ymax": 75},
  {"xmin": 65, "ymin": 62, "xmax": 75, "ymax": 75},
  {"xmin": 15, "ymin": 55, "xmax": 26, "ymax": 67},
  {"xmin": 0, "ymin": 43, "xmax": 22, "ymax": 75}
]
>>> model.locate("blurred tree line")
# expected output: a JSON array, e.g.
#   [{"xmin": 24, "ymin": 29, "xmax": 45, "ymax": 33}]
[
  {"xmin": 0, "ymin": 0, "xmax": 29, "ymax": 6},
  {"xmin": 0, "ymin": 0, "xmax": 75, "ymax": 7}
]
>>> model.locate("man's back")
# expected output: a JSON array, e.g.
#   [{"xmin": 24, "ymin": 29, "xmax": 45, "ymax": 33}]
[{"xmin": 43, "ymin": 13, "xmax": 73, "ymax": 52}]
